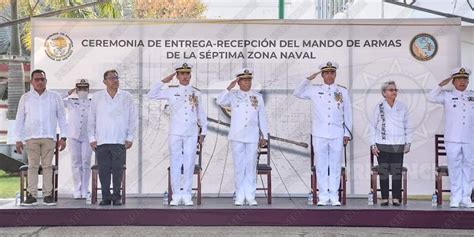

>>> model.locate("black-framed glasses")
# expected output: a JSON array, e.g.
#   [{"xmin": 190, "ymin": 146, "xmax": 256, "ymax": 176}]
[
  {"xmin": 106, "ymin": 76, "xmax": 119, "ymax": 80},
  {"xmin": 32, "ymin": 77, "xmax": 46, "ymax": 82}
]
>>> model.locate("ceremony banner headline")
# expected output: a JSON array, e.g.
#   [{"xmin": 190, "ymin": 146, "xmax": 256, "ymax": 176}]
[{"xmin": 81, "ymin": 39, "xmax": 403, "ymax": 60}]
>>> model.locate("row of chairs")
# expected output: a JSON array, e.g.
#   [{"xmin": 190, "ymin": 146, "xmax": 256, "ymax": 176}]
[
  {"xmin": 19, "ymin": 134, "xmax": 456, "ymax": 205},
  {"xmin": 19, "ymin": 134, "xmax": 272, "ymax": 205}
]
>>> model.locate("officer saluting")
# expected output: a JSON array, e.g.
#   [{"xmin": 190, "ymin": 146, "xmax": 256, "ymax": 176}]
[
  {"xmin": 293, "ymin": 61, "xmax": 352, "ymax": 206},
  {"xmin": 62, "ymin": 79, "xmax": 92, "ymax": 199},
  {"xmin": 428, "ymin": 67, "xmax": 474, "ymax": 208},
  {"xmin": 147, "ymin": 63, "xmax": 207, "ymax": 206},
  {"xmin": 216, "ymin": 68, "xmax": 269, "ymax": 206}
]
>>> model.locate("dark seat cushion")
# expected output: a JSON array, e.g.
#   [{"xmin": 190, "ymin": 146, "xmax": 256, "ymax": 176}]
[
  {"xmin": 91, "ymin": 164, "xmax": 126, "ymax": 170},
  {"xmin": 371, "ymin": 165, "xmax": 407, "ymax": 172},
  {"xmin": 257, "ymin": 164, "xmax": 272, "ymax": 171},
  {"xmin": 436, "ymin": 165, "xmax": 449, "ymax": 175}
]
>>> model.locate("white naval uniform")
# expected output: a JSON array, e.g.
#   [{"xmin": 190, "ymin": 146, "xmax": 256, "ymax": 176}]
[
  {"xmin": 63, "ymin": 92, "xmax": 92, "ymax": 198},
  {"xmin": 369, "ymin": 100, "xmax": 412, "ymax": 146},
  {"xmin": 216, "ymin": 89, "xmax": 269, "ymax": 202},
  {"xmin": 147, "ymin": 81, "xmax": 208, "ymax": 202},
  {"xmin": 293, "ymin": 79, "xmax": 352, "ymax": 203},
  {"xmin": 428, "ymin": 86, "xmax": 474, "ymax": 206}
]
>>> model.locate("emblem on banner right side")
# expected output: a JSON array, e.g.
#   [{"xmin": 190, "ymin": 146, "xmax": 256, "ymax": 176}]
[{"xmin": 410, "ymin": 33, "xmax": 438, "ymax": 61}]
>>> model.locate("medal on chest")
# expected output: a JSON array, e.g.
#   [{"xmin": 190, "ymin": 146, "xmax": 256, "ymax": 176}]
[
  {"xmin": 189, "ymin": 93, "xmax": 198, "ymax": 111},
  {"xmin": 334, "ymin": 91, "xmax": 343, "ymax": 109},
  {"xmin": 250, "ymin": 95, "xmax": 258, "ymax": 109}
]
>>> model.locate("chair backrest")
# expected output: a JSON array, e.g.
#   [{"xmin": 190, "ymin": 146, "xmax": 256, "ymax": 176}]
[
  {"xmin": 435, "ymin": 134, "xmax": 446, "ymax": 168},
  {"xmin": 196, "ymin": 126, "xmax": 203, "ymax": 167},
  {"xmin": 196, "ymin": 137, "xmax": 202, "ymax": 167},
  {"xmin": 54, "ymin": 134, "xmax": 60, "ymax": 167},
  {"xmin": 310, "ymin": 135, "xmax": 315, "ymax": 167},
  {"xmin": 370, "ymin": 147, "xmax": 375, "ymax": 168},
  {"xmin": 257, "ymin": 133, "xmax": 271, "ymax": 166}
]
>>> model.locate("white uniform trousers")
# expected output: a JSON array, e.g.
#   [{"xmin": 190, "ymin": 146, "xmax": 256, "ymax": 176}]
[
  {"xmin": 169, "ymin": 134, "xmax": 197, "ymax": 202},
  {"xmin": 69, "ymin": 138, "xmax": 92, "ymax": 198},
  {"xmin": 231, "ymin": 141, "xmax": 258, "ymax": 202},
  {"xmin": 445, "ymin": 142, "xmax": 473, "ymax": 205},
  {"xmin": 312, "ymin": 136, "xmax": 343, "ymax": 202}
]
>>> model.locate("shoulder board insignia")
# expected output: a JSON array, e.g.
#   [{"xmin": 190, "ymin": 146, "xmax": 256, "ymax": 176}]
[
  {"xmin": 169, "ymin": 85, "xmax": 178, "ymax": 88},
  {"xmin": 192, "ymin": 86, "xmax": 201, "ymax": 92},
  {"xmin": 337, "ymin": 84, "xmax": 347, "ymax": 89}
]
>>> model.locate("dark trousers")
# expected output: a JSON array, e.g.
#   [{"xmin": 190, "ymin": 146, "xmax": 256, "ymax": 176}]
[
  {"xmin": 376, "ymin": 146, "xmax": 404, "ymax": 200},
  {"xmin": 96, "ymin": 144, "xmax": 126, "ymax": 201}
]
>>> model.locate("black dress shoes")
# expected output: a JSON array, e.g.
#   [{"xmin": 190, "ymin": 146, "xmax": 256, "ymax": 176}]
[{"xmin": 99, "ymin": 200, "xmax": 111, "ymax": 206}]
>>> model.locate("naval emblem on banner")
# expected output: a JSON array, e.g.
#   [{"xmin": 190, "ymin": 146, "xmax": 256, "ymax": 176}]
[{"xmin": 44, "ymin": 32, "xmax": 74, "ymax": 61}]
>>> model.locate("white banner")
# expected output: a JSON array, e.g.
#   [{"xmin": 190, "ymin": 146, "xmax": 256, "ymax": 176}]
[{"xmin": 32, "ymin": 18, "xmax": 460, "ymax": 196}]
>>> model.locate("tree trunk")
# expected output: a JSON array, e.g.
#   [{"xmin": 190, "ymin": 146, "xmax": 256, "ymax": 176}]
[{"xmin": 7, "ymin": 0, "xmax": 25, "ymax": 120}]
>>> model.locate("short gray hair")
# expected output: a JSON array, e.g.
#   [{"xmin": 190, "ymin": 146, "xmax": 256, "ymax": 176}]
[{"xmin": 381, "ymin": 81, "xmax": 397, "ymax": 97}]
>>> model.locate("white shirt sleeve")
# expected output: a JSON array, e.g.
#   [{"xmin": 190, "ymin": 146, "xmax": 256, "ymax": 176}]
[
  {"xmin": 15, "ymin": 94, "xmax": 26, "ymax": 142},
  {"xmin": 88, "ymin": 93, "xmax": 98, "ymax": 143},
  {"xmin": 427, "ymin": 86, "xmax": 445, "ymax": 104},
  {"xmin": 368, "ymin": 104, "xmax": 379, "ymax": 145},
  {"xmin": 56, "ymin": 94, "xmax": 68, "ymax": 138},
  {"xmin": 216, "ymin": 90, "xmax": 232, "ymax": 107},
  {"xmin": 343, "ymin": 89, "xmax": 352, "ymax": 137},
  {"xmin": 403, "ymin": 104, "xmax": 412, "ymax": 144},
  {"xmin": 258, "ymin": 95, "xmax": 269, "ymax": 140},
  {"xmin": 293, "ymin": 79, "xmax": 312, "ymax": 100},
  {"xmin": 126, "ymin": 94, "xmax": 138, "ymax": 142},
  {"xmin": 61, "ymin": 91, "xmax": 72, "ymax": 108},
  {"xmin": 197, "ymin": 93, "xmax": 208, "ymax": 136},
  {"xmin": 147, "ymin": 81, "xmax": 169, "ymax": 100}
]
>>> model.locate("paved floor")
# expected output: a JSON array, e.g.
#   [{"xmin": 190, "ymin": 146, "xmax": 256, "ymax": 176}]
[
  {"xmin": 0, "ymin": 226, "xmax": 473, "ymax": 237},
  {"xmin": 1, "ymin": 197, "xmax": 472, "ymax": 211}
]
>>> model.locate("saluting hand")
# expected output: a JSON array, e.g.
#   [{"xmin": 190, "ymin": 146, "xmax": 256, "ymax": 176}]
[
  {"xmin": 68, "ymin": 88, "xmax": 76, "ymax": 96},
  {"xmin": 161, "ymin": 72, "xmax": 176, "ymax": 83},
  {"xmin": 438, "ymin": 76, "xmax": 453, "ymax": 87},
  {"xmin": 306, "ymin": 71, "xmax": 321, "ymax": 80},
  {"xmin": 227, "ymin": 78, "xmax": 238, "ymax": 91}
]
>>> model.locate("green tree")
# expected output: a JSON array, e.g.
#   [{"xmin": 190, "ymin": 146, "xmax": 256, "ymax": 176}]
[
  {"xmin": 19, "ymin": 0, "xmax": 124, "ymax": 52},
  {"xmin": 133, "ymin": 0, "xmax": 206, "ymax": 19}
]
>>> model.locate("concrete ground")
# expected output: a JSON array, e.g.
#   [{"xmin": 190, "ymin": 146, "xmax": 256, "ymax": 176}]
[{"xmin": 0, "ymin": 226, "xmax": 473, "ymax": 237}]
